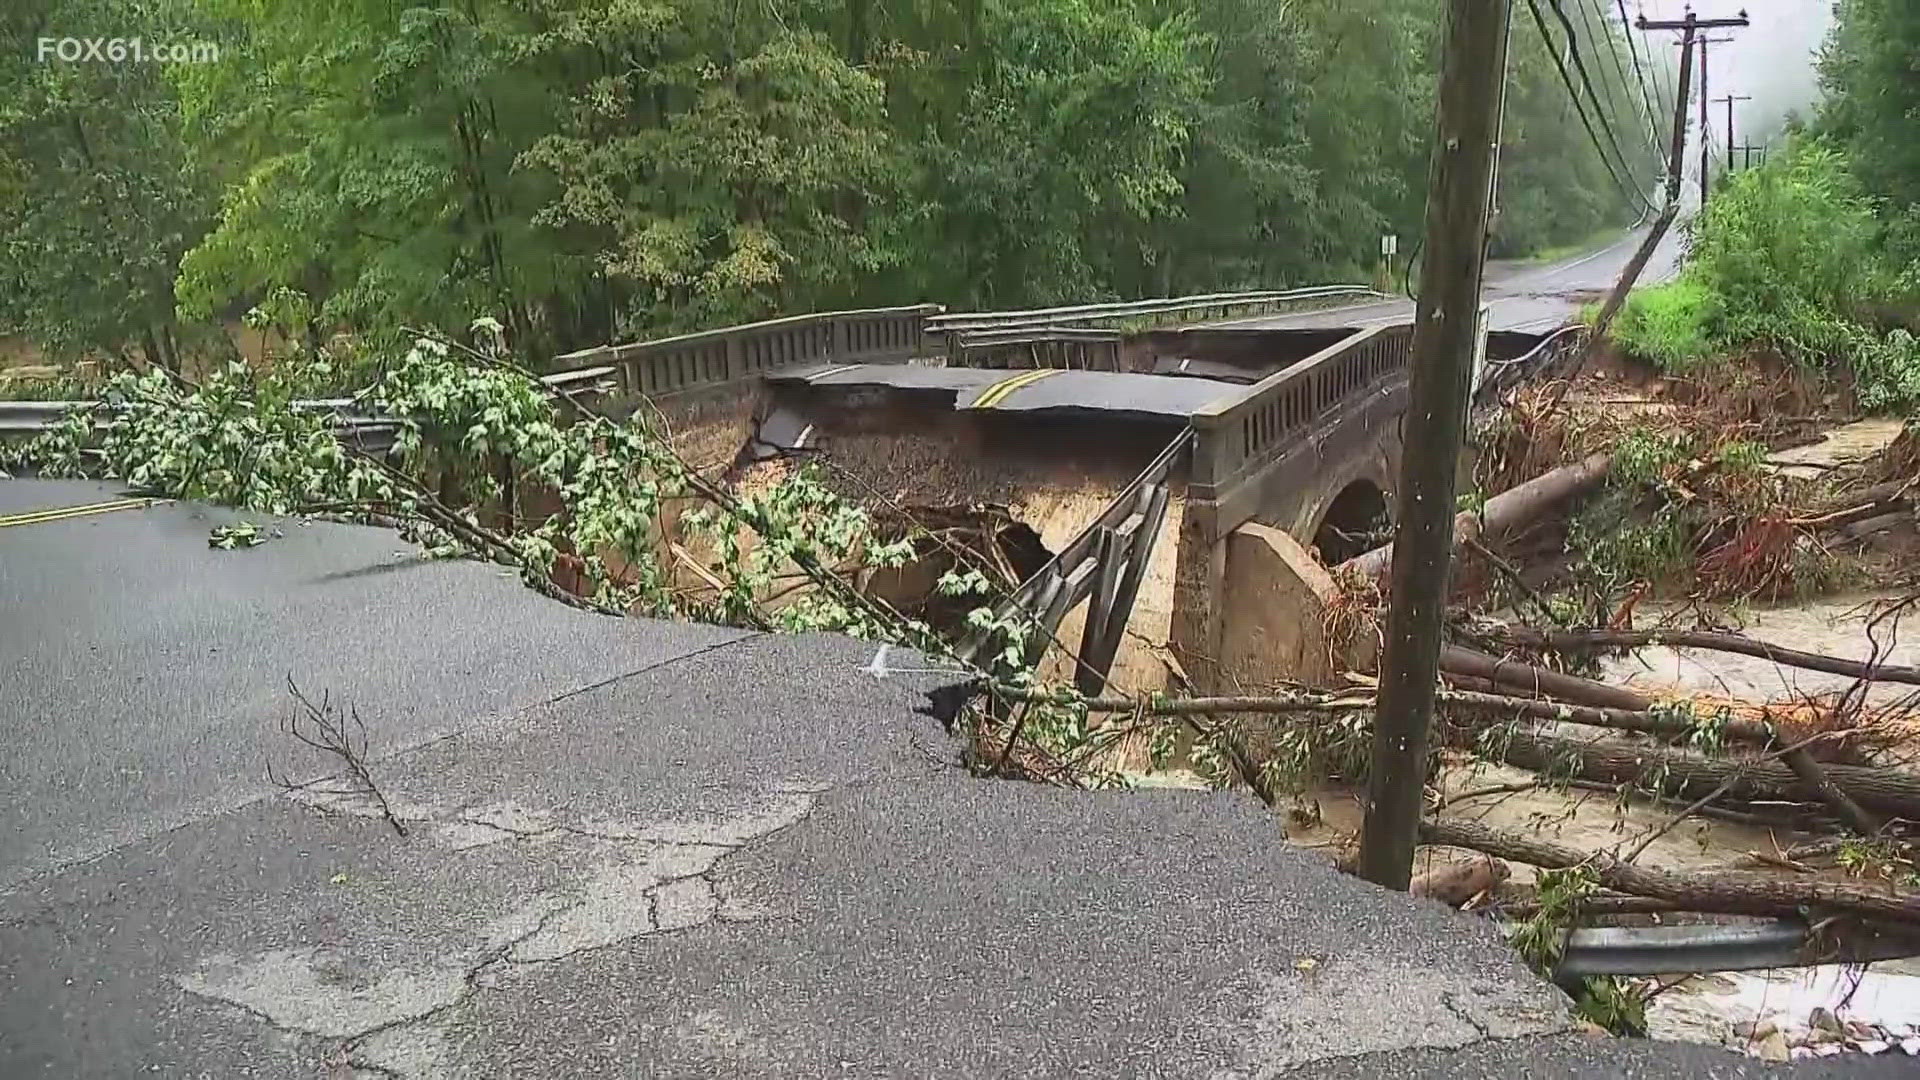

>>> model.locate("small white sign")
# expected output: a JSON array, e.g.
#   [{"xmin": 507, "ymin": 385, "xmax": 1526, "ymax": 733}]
[{"xmin": 1381, "ymin": 234, "xmax": 1399, "ymax": 257}]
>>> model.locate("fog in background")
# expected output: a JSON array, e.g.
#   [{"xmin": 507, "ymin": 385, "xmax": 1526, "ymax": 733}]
[{"xmin": 1631, "ymin": 0, "xmax": 1833, "ymax": 147}]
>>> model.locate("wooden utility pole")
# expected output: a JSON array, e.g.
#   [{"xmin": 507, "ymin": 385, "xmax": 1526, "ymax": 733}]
[
  {"xmin": 1696, "ymin": 35, "xmax": 1736, "ymax": 202},
  {"xmin": 1358, "ymin": 0, "xmax": 1510, "ymax": 891},
  {"xmin": 1548, "ymin": 7, "xmax": 1748, "ymax": 408},
  {"xmin": 1716, "ymin": 94, "xmax": 1752, "ymax": 173}
]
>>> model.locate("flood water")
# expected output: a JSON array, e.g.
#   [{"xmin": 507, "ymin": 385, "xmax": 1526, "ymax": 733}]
[{"xmin": 1131, "ymin": 591, "xmax": 1920, "ymax": 1060}]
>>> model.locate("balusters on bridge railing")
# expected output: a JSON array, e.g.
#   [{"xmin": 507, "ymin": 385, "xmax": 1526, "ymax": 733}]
[
  {"xmin": 550, "ymin": 304, "xmax": 942, "ymax": 403},
  {"xmin": 1188, "ymin": 322, "xmax": 1415, "ymax": 495}
]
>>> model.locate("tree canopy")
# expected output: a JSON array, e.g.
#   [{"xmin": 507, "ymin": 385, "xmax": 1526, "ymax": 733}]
[{"xmin": 4, "ymin": 0, "xmax": 1667, "ymax": 367}]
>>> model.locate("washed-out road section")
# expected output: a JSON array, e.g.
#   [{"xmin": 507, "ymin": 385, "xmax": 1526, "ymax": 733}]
[{"xmin": 1, "ymin": 479, "xmax": 1906, "ymax": 1078}]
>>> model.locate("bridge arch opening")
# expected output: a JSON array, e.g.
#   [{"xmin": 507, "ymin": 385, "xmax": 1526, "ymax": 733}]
[{"xmin": 1312, "ymin": 480, "xmax": 1390, "ymax": 564}]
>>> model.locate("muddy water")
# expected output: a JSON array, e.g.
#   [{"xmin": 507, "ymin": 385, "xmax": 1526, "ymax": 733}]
[
  {"xmin": 1650, "ymin": 962, "xmax": 1920, "ymax": 1060},
  {"xmin": 1126, "ymin": 592, "xmax": 1920, "ymax": 1059},
  {"xmin": 1598, "ymin": 592, "xmax": 1920, "ymax": 709},
  {"xmin": 1595, "ymin": 592, "xmax": 1920, "ymax": 1059}
]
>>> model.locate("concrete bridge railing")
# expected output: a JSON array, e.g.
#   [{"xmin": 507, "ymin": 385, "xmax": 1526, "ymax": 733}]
[
  {"xmin": 1171, "ymin": 322, "xmax": 1418, "ymax": 691},
  {"xmin": 1188, "ymin": 322, "xmax": 1415, "ymax": 533},
  {"xmin": 544, "ymin": 286, "xmax": 1388, "ymax": 399},
  {"xmin": 550, "ymin": 305, "xmax": 943, "ymax": 403},
  {"xmin": 945, "ymin": 328, "xmax": 1127, "ymax": 371}
]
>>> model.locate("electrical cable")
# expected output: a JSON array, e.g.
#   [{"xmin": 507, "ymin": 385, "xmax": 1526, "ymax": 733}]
[
  {"xmin": 1576, "ymin": 0, "xmax": 1659, "ymax": 156},
  {"xmin": 1613, "ymin": 0, "xmax": 1667, "ymax": 148},
  {"xmin": 1543, "ymin": 0, "xmax": 1660, "ymax": 199},
  {"xmin": 1523, "ymin": 0, "xmax": 1657, "ymax": 211}
]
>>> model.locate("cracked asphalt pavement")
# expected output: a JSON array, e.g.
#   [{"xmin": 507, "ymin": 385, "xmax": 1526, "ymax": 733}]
[{"xmin": 2, "ymin": 479, "xmax": 1911, "ymax": 1077}]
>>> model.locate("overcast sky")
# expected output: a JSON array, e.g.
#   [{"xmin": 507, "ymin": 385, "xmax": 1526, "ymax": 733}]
[{"xmin": 1629, "ymin": 0, "xmax": 1833, "ymax": 142}]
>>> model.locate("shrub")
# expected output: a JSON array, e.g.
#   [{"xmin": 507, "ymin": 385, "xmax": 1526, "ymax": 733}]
[
  {"xmin": 1608, "ymin": 140, "xmax": 1920, "ymax": 410},
  {"xmin": 1612, "ymin": 278, "xmax": 1717, "ymax": 371}
]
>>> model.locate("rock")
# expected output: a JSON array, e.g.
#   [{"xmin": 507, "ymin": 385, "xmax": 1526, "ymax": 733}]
[
  {"xmin": 1734, "ymin": 1020, "xmax": 1777, "ymax": 1043},
  {"xmin": 1809, "ymin": 1007, "xmax": 1844, "ymax": 1037},
  {"xmin": 1815, "ymin": 1044, "xmax": 1845, "ymax": 1057},
  {"xmin": 1901, "ymin": 1036, "xmax": 1920, "ymax": 1055},
  {"xmin": 1408, "ymin": 855, "xmax": 1511, "ymax": 907},
  {"xmin": 1858, "ymin": 1040, "xmax": 1891, "ymax": 1055},
  {"xmin": 1757, "ymin": 1031, "xmax": 1791, "ymax": 1063}
]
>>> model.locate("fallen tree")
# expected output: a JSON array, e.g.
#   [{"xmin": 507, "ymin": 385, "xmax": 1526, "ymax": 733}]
[
  {"xmin": 1423, "ymin": 817, "xmax": 1920, "ymax": 925},
  {"xmin": 1497, "ymin": 729, "xmax": 1920, "ymax": 821},
  {"xmin": 1486, "ymin": 626, "xmax": 1920, "ymax": 687},
  {"xmin": 994, "ymin": 683, "xmax": 1780, "ymax": 743},
  {"xmin": 1794, "ymin": 478, "xmax": 1918, "ymax": 527},
  {"xmin": 1441, "ymin": 644, "xmax": 1653, "ymax": 711},
  {"xmin": 1344, "ymin": 452, "xmax": 1612, "ymax": 579}
]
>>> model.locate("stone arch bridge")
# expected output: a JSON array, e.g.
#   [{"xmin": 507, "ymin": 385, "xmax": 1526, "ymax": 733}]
[{"xmin": 546, "ymin": 295, "xmax": 1582, "ymax": 696}]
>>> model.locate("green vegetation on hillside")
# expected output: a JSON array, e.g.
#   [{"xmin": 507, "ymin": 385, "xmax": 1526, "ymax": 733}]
[
  {"xmin": 2, "ymin": 0, "xmax": 1661, "ymax": 370},
  {"xmin": 1609, "ymin": 0, "xmax": 1920, "ymax": 412}
]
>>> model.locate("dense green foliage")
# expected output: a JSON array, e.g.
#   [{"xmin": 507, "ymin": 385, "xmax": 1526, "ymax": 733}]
[
  {"xmin": 1819, "ymin": 0, "xmax": 1920, "ymax": 236},
  {"xmin": 1612, "ymin": 0, "xmax": 1920, "ymax": 412},
  {"xmin": 4, "ymin": 0, "xmax": 1659, "ymax": 369},
  {"xmin": 1613, "ymin": 141, "xmax": 1920, "ymax": 409}
]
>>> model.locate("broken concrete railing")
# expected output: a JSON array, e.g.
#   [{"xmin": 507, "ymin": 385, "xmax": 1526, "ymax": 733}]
[{"xmin": 549, "ymin": 305, "xmax": 943, "ymax": 404}]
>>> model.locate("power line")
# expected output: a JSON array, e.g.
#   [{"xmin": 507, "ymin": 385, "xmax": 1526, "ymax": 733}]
[
  {"xmin": 1613, "ymin": 0, "xmax": 1665, "ymax": 144},
  {"xmin": 1575, "ymin": 0, "xmax": 1658, "ymax": 154},
  {"xmin": 1524, "ymin": 0, "xmax": 1655, "ymax": 209},
  {"xmin": 1544, "ymin": 0, "xmax": 1657, "ymax": 186}
]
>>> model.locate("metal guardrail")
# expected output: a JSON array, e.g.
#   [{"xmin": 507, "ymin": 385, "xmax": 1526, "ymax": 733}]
[
  {"xmin": 957, "ymin": 428, "xmax": 1192, "ymax": 687},
  {"xmin": 926, "ymin": 286, "xmax": 1388, "ymax": 336},
  {"xmin": 1476, "ymin": 323, "xmax": 1587, "ymax": 408},
  {"xmin": 550, "ymin": 305, "xmax": 942, "ymax": 400},
  {"xmin": 1554, "ymin": 918, "xmax": 1920, "ymax": 979},
  {"xmin": 1189, "ymin": 322, "xmax": 1416, "ymax": 493},
  {"xmin": 0, "ymin": 367, "xmax": 620, "ymax": 436},
  {"xmin": 0, "ymin": 401, "xmax": 76, "ymax": 433}
]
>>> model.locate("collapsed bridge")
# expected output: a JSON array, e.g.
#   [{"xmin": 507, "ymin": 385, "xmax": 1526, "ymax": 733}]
[{"xmin": 548, "ymin": 290, "xmax": 1587, "ymax": 699}]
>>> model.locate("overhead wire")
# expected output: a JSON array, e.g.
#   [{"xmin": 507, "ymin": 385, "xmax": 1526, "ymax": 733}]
[
  {"xmin": 1576, "ymin": 0, "xmax": 1660, "ymax": 156},
  {"xmin": 1613, "ymin": 0, "xmax": 1668, "ymax": 149},
  {"xmin": 1523, "ymin": 0, "xmax": 1657, "ymax": 211},
  {"xmin": 1542, "ymin": 0, "xmax": 1660, "ymax": 201}
]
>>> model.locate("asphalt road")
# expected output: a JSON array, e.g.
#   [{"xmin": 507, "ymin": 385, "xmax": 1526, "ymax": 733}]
[
  {"xmin": 2, "ymin": 479, "xmax": 1908, "ymax": 1078},
  {"xmin": 1211, "ymin": 220, "xmax": 1689, "ymax": 335},
  {"xmin": 777, "ymin": 362, "xmax": 1234, "ymax": 419}
]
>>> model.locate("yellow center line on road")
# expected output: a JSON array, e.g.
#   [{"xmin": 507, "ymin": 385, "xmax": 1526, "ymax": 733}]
[
  {"xmin": 0, "ymin": 497, "xmax": 168, "ymax": 530},
  {"xmin": 971, "ymin": 367, "xmax": 1063, "ymax": 410}
]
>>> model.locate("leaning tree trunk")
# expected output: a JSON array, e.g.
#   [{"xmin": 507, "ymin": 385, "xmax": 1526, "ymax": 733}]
[
  {"xmin": 1497, "ymin": 730, "xmax": 1920, "ymax": 820},
  {"xmin": 1441, "ymin": 645, "xmax": 1652, "ymax": 711},
  {"xmin": 1423, "ymin": 817, "xmax": 1920, "ymax": 924},
  {"xmin": 1345, "ymin": 452, "xmax": 1613, "ymax": 578}
]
